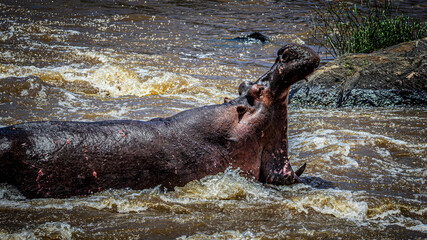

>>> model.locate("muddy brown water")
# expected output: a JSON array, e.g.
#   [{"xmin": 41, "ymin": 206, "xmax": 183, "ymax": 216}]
[{"xmin": 0, "ymin": 1, "xmax": 426, "ymax": 239}]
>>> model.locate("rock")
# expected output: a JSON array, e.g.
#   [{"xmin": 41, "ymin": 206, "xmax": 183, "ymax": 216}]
[
  {"xmin": 231, "ymin": 32, "xmax": 269, "ymax": 43},
  {"xmin": 290, "ymin": 37, "xmax": 427, "ymax": 107}
]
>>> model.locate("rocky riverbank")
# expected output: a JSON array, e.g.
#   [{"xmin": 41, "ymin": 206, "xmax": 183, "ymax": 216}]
[{"xmin": 291, "ymin": 37, "xmax": 427, "ymax": 107}]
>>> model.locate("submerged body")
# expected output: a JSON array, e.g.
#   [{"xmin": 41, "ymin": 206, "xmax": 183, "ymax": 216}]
[{"xmin": 0, "ymin": 44, "xmax": 319, "ymax": 198}]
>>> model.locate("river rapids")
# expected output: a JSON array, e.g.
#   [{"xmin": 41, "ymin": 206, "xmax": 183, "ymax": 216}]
[{"xmin": 0, "ymin": 0, "xmax": 426, "ymax": 239}]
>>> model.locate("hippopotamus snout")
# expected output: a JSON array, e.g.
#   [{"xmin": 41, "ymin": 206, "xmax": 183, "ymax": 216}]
[
  {"xmin": 237, "ymin": 44, "xmax": 319, "ymax": 104},
  {"xmin": 253, "ymin": 44, "xmax": 320, "ymax": 97},
  {"xmin": 277, "ymin": 44, "xmax": 320, "ymax": 84}
]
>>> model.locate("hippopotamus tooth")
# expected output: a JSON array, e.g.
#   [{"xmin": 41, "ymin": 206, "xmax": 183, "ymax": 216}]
[{"xmin": 0, "ymin": 44, "xmax": 319, "ymax": 198}]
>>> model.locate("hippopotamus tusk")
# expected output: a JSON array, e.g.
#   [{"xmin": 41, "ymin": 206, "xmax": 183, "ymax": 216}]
[{"xmin": 295, "ymin": 163, "xmax": 306, "ymax": 177}]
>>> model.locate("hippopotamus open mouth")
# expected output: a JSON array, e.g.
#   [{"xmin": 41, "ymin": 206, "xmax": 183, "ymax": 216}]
[
  {"xmin": 226, "ymin": 44, "xmax": 320, "ymax": 185},
  {"xmin": 0, "ymin": 44, "xmax": 319, "ymax": 198}
]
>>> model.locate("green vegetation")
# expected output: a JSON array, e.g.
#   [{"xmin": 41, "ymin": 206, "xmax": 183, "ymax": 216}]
[{"xmin": 312, "ymin": 0, "xmax": 427, "ymax": 57}]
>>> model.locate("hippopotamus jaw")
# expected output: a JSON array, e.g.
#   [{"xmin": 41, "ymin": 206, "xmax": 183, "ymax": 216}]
[{"xmin": 230, "ymin": 44, "xmax": 319, "ymax": 185}]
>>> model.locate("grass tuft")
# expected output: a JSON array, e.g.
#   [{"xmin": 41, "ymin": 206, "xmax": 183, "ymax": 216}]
[{"xmin": 312, "ymin": 0, "xmax": 427, "ymax": 57}]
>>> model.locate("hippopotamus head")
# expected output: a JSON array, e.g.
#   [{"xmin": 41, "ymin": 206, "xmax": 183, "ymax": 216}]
[
  {"xmin": 227, "ymin": 44, "xmax": 319, "ymax": 185},
  {"xmin": 238, "ymin": 44, "xmax": 320, "ymax": 102}
]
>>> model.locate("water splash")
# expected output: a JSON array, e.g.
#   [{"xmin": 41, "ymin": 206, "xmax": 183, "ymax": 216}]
[
  {"xmin": 0, "ymin": 222, "xmax": 82, "ymax": 240},
  {"xmin": 0, "ymin": 63, "xmax": 230, "ymax": 104}
]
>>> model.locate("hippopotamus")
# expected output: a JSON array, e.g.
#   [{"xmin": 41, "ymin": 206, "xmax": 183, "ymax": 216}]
[{"xmin": 0, "ymin": 44, "xmax": 319, "ymax": 198}]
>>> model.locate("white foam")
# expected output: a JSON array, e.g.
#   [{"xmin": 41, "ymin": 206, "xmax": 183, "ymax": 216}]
[
  {"xmin": 71, "ymin": 49, "xmax": 112, "ymax": 64},
  {"xmin": 0, "ymin": 230, "xmax": 37, "ymax": 240},
  {"xmin": 407, "ymin": 223, "xmax": 427, "ymax": 233},
  {"xmin": 285, "ymin": 189, "xmax": 369, "ymax": 221},
  {"xmin": 290, "ymin": 129, "xmax": 360, "ymax": 168},
  {"xmin": 178, "ymin": 230, "xmax": 259, "ymax": 240},
  {"xmin": 0, "ymin": 222, "xmax": 82, "ymax": 240},
  {"xmin": 0, "ymin": 62, "xmax": 228, "ymax": 104},
  {"xmin": 370, "ymin": 209, "xmax": 401, "ymax": 220},
  {"xmin": 160, "ymin": 168, "xmax": 283, "ymax": 205}
]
